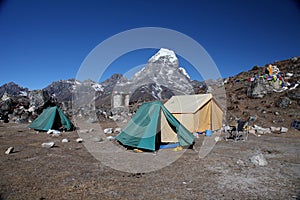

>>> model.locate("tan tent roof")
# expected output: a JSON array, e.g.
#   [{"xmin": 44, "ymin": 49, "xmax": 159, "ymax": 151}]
[
  {"xmin": 164, "ymin": 94, "xmax": 213, "ymax": 114},
  {"xmin": 165, "ymin": 94, "xmax": 224, "ymax": 132}
]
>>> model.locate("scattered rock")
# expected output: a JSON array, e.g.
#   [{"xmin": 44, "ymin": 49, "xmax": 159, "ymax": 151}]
[
  {"xmin": 280, "ymin": 127, "xmax": 288, "ymax": 133},
  {"xmin": 62, "ymin": 138, "xmax": 69, "ymax": 143},
  {"xmin": 250, "ymin": 153, "xmax": 268, "ymax": 166},
  {"xmin": 41, "ymin": 142, "xmax": 55, "ymax": 148},
  {"xmin": 270, "ymin": 126, "xmax": 281, "ymax": 133},
  {"xmin": 275, "ymin": 97, "xmax": 291, "ymax": 108},
  {"xmin": 76, "ymin": 138, "xmax": 83, "ymax": 143},
  {"xmin": 274, "ymin": 111, "xmax": 280, "ymax": 116},
  {"xmin": 114, "ymin": 127, "xmax": 122, "ymax": 133},
  {"xmin": 214, "ymin": 136, "xmax": 222, "ymax": 142},
  {"xmin": 106, "ymin": 136, "xmax": 115, "ymax": 141},
  {"xmin": 47, "ymin": 129, "xmax": 61, "ymax": 135},
  {"xmin": 5, "ymin": 147, "xmax": 14, "ymax": 154},
  {"xmin": 254, "ymin": 125, "xmax": 271, "ymax": 134},
  {"xmin": 104, "ymin": 128, "xmax": 113, "ymax": 134}
]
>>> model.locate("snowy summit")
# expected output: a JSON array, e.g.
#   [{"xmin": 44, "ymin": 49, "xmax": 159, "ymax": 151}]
[{"xmin": 148, "ymin": 48, "xmax": 178, "ymax": 65}]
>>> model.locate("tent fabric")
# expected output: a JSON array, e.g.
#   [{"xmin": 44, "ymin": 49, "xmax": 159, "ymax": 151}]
[
  {"xmin": 115, "ymin": 101, "xmax": 194, "ymax": 151},
  {"xmin": 211, "ymin": 101, "xmax": 223, "ymax": 130},
  {"xmin": 164, "ymin": 94, "xmax": 223, "ymax": 132},
  {"xmin": 29, "ymin": 106, "xmax": 73, "ymax": 131},
  {"xmin": 165, "ymin": 94, "xmax": 212, "ymax": 113}
]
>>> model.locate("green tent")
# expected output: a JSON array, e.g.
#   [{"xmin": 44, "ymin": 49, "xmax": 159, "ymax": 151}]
[
  {"xmin": 115, "ymin": 101, "xmax": 194, "ymax": 151},
  {"xmin": 29, "ymin": 106, "xmax": 73, "ymax": 131}
]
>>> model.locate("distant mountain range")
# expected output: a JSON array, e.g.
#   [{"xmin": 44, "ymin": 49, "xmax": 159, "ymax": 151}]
[
  {"xmin": 0, "ymin": 48, "xmax": 205, "ymax": 106},
  {"xmin": 1, "ymin": 49, "xmax": 299, "ymax": 129},
  {"xmin": 1, "ymin": 49, "xmax": 299, "ymax": 116}
]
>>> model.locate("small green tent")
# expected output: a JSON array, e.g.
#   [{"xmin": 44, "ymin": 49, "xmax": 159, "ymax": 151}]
[
  {"xmin": 29, "ymin": 106, "xmax": 73, "ymax": 131},
  {"xmin": 115, "ymin": 101, "xmax": 194, "ymax": 151}
]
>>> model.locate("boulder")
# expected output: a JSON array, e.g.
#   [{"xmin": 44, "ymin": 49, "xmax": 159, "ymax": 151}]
[
  {"xmin": 5, "ymin": 147, "xmax": 14, "ymax": 154},
  {"xmin": 114, "ymin": 127, "xmax": 122, "ymax": 133},
  {"xmin": 104, "ymin": 128, "xmax": 113, "ymax": 134},
  {"xmin": 62, "ymin": 138, "xmax": 69, "ymax": 143},
  {"xmin": 270, "ymin": 126, "xmax": 281, "ymax": 133},
  {"xmin": 247, "ymin": 79, "xmax": 270, "ymax": 98},
  {"xmin": 29, "ymin": 90, "xmax": 51, "ymax": 109},
  {"xmin": 274, "ymin": 111, "xmax": 280, "ymax": 116},
  {"xmin": 76, "ymin": 138, "xmax": 83, "ymax": 143},
  {"xmin": 280, "ymin": 127, "xmax": 288, "ymax": 133},
  {"xmin": 250, "ymin": 153, "xmax": 268, "ymax": 166},
  {"xmin": 275, "ymin": 97, "xmax": 291, "ymax": 108},
  {"xmin": 254, "ymin": 125, "xmax": 271, "ymax": 134},
  {"xmin": 41, "ymin": 142, "xmax": 55, "ymax": 148},
  {"xmin": 106, "ymin": 136, "xmax": 115, "ymax": 141},
  {"xmin": 0, "ymin": 98, "xmax": 13, "ymax": 111}
]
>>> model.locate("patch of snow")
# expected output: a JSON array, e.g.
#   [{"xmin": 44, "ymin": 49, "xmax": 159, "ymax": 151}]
[
  {"xmin": 178, "ymin": 67, "xmax": 190, "ymax": 79},
  {"xmin": 91, "ymin": 83, "xmax": 103, "ymax": 92},
  {"xmin": 151, "ymin": 91, "xmax": 158, "ymax": 99},
  {"xmin": 149, "ymin": 48, "xmax": 178, "ymax": 65},
  {"xmin": 19, "ymin": 91, "xmax": 28, "ymax": 96},
  {"xmin": 75, "ymin": 80, "xmax": 82, "ymax": 85}
]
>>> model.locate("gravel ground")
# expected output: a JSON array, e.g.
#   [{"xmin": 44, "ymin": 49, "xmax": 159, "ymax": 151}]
[{"xmin": 0, "ymin": 122, "xmax": 299, "ymax": 200}]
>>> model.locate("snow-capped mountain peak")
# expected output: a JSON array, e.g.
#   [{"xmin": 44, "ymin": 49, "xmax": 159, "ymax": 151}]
[
  {"xmin": 148, "ymin": 48, "xmax": 178, "ymax": 65},
  {"xmin": 114, "ymin": 48, "xmax": 194, "ymax": 100}
]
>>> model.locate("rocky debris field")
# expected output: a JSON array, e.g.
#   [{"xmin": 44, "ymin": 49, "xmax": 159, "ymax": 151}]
[{"xmin": 0, "ymin": 122, "xmax": 299, "ymax": 199}]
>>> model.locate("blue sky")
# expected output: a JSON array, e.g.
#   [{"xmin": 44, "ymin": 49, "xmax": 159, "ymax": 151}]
[{"xmin": 0, "ymin": 0, "xmax": 299, "ymax": 90}]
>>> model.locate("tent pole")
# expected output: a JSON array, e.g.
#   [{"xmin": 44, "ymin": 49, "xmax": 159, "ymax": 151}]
[{"xmin": 210, "ymin": 100, "xmax": 212, "ymax": 130}]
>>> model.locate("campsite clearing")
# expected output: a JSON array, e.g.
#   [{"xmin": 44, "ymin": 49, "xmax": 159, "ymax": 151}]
[{"xmin": 0, "ymin": 122, "xmax": 299, "ymax": 199}]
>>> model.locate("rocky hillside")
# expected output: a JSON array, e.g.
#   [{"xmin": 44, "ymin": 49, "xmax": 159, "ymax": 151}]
[
  {"xmin": 45, "ymin": 48, "xmax": 203, "ymax": 107},
  {"xmin": 43, "ymin": 78, "xmax": 103, "ymax": 102},
  {"xmin": 224, "ymin": 56, "xmax": 300, "ymax": 131}
]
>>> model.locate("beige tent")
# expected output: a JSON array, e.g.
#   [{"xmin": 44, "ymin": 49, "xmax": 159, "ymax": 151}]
[{"xmin": 164, "ymin": 94, "xmax": 223, "ymax": 133}]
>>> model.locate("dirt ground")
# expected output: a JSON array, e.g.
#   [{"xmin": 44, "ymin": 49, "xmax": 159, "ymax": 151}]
[{"xmin": 0, "ymin": 122, "xmax": 299, "ymax": 200}]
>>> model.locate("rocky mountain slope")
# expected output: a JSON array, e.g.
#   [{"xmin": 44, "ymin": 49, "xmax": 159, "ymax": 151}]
[
  {"xmin": 0, "ymin": 82, "xmax": 29, "ymax": 98},
  {"xmin": 224, "ymin": 56, "xmax": 300, "ymax": 130},
  {"xmin": 113, "ymin": 48, "xmax": 197, "ymax": 103}
]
